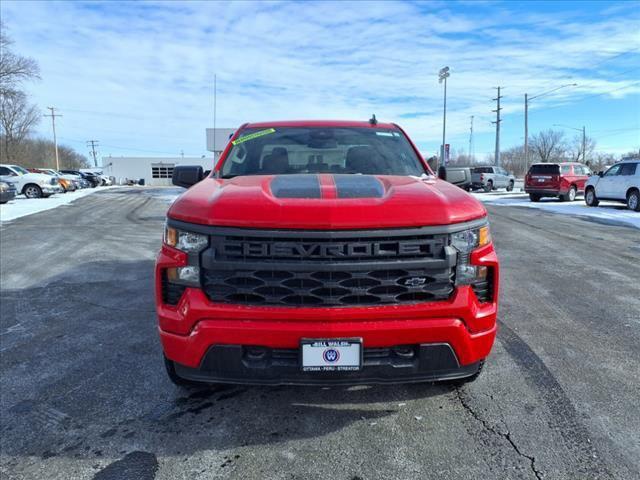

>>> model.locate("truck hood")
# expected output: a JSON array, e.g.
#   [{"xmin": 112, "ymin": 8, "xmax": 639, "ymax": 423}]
[{"xmin": 168, "ymin": 174, "xmax": 486, "ymax": 229}]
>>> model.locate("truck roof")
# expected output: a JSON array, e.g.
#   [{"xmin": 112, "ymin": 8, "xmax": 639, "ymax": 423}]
[{"xmin": 244, "ymin": 120, "xmax": 399, "ymax": 130}]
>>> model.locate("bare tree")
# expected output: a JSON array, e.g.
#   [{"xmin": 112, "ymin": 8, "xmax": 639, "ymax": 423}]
[
  {"xmin": 0, "ymin": 22, "xmax": 41, "ymax": 161},
  {"xmin": 0, "ymin": 91, "xmax": 40, "ymax": 161},
  {"xmin": 568, "ymin": 134, "xmax": 596, "ymax": 163},
  {"xmin": 500, "ymin": 145, "xmax": 528, "ymax": 176},
  {"xmin": 530, "ymin": 129, "xmax": 566, "ymax": 163},
  {"xmin": 0, "ymin": 22, "xmax": 40, "ymax": 97}
]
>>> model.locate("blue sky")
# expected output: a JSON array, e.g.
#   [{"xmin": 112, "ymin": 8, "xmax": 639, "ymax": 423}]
[{"xmin": 2, "ymin": 0, "xmax": 639, "ymax": 162}]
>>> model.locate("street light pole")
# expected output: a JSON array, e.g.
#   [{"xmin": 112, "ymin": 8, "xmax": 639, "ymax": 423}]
[
  {"xmin": 524, "ymin": 93, "xmax": 528, "ymax": 166},
  {"xmin": 438, "ymin": 66, "xmax": 450, "ymax": 165},
  {"xmin": 524, "ymin": 83, "xmax": 577, "ymax": 167}
]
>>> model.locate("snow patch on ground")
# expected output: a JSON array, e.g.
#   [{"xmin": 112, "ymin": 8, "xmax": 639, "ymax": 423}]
[
  {"xmin": 0, "ymin": 187, "xmax": 119, "ymax": 223},
  {"xmin": 473, "ymin": 191, "xmax": 640, "ymax": 229},
  {"xmin": 141, "ymin": 187, "xmax": 183, "ymax": 205}
]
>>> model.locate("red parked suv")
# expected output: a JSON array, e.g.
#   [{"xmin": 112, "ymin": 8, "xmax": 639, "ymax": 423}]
[
  {"xmin": 156, "ymin": 120, "xmax": 499, "ymax": 386},
  {"xmin": 525, "ymin": 162, "xmax": 591, "ymax": 202}
]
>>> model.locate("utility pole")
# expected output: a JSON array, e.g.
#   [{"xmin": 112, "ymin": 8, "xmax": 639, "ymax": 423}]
[
  {"xmin": 492, "ymin": 87, "xmax": 503, "ymax": 166},
  {"xmin": 553, "ymin": 123, "xmax": 588, "ymax": 162},
  {"xmin": 44, "ymin": 107, "xmax": 62, "ymax": 170},
  {"xmin": 468, "ymin": 115, "xmax": 475, "ymax": 162},
  {"xmin": 438, "ymin": 67, "xmax": 450, "ymax": 164},
  {"xmin": 86, "ymin": 140, "xmax": 99, "ymax": 167}
]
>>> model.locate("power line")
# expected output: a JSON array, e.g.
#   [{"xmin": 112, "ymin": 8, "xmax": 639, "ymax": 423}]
[
  {"xmin": 58, "ymin": 137, "xmax": 202, "ymax": 157},
  {"xmin": 540, "ymin": 82, "xmax": 640, "ymax": 112},
  {"xmin": 585, "ymin": 48, "xmax": 640, "ymax": 70}
]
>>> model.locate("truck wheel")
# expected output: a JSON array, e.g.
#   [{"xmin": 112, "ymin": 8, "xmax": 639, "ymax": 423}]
[
  {"xmin": 627, "ymin": 189, "xmax": 640, "ymax": 212},
  {"xmin": 484, "ymin": 180, "xmax": 493, "ymax": 193},
  {"xmin": 506, "ymin": 180, "xmax": 514, "ymax": 192},
  {"xmin": 560, "ymin": 186, "xmax": 576, "ymax": 202},
  {"xmin": 529, "ymin": 194, "xmax": 541, "ymax": 202},
  {"xmin": 585, "ymin": 187, "xmax": 599, "ymax": 207},
  {"xmin": 23, "ymin": 184, "xmax": 43, "ymax": 199},
  {"xmin": 164, "ymin": 356, "xmax": 202, "ymax": 388}
]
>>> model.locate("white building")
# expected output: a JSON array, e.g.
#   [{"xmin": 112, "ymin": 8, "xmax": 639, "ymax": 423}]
[
  {"xmin": 101, "ymin": 128, "xmax": 236, "ymax": 186},
  {"xmin": 206, "ymin": 128, "xmax": 236, "ymax": 160},
  {"xmin": 102, "ymin": 157, "xmax": 214, "ymax": 186}
]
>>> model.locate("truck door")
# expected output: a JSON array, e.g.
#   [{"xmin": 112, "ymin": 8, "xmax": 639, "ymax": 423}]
[
  {"xmin": 596, "ymin": 164, "xmax": 622, "ymax": 198},
  {"xmin": 617, "ymin": 163, "xmax": 638, "ymax": 200}
]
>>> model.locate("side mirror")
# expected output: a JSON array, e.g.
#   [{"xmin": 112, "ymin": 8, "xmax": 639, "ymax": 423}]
[
  {"xmin": 598, "ymin": 171, "xmax": 603, "ymax": 177},
  {"xmin": 437, "ymin": 166, "xmax": 446, "ymax": 180},
  {"xmin": 172, "ymin": 165, "xmax": 203, "ymax": 188}
]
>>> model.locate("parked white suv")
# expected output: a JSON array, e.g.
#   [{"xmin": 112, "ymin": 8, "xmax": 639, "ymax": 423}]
[
  {"xmin": 584, "ymin": 159, "xmax": 640, "ymax": 211},
  {"xmin": 0, "ymin": 164, "xmax": 62, "ymax": 198}
]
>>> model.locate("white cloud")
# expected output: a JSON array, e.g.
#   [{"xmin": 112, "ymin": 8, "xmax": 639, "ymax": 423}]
[{"xmin": 1, "ymin": 0, "xmax": 638, "ymax": 158}]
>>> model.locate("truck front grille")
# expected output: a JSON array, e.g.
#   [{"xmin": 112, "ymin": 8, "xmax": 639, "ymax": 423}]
[
  {"xmin": 202, "ymin": 267, "xmax": 454, "ymax": 306},
  {"xmin": 200, "ymin": 228, "xmax": 456, "ymax": 307}
]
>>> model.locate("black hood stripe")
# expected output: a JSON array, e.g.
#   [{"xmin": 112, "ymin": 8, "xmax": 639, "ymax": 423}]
[
  {"xmin": 271, "ymin": 174, "xmax": 321, "ymax": 198},
  {"xmin": 333, "ymin": 174, "xmax": 384, "ymax": 199},
  {"xmin": 270, "ymin": 174, "xmax": 385, "ymax": 199}
]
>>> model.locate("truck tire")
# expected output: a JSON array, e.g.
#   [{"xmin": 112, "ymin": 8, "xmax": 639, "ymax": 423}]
[
  {"xmin": 627, "ymin": 189, "xmax": 640, "ymax": 212},
  {"xmin": 560, "ymin": 186, "xmax": 576, "ymax": 202},
  {"xmin": 585, "ymin": 187, "xmax": 599, "ymax": 207},
  {"xmin": 529, "ymin": 193, "xmax": 541, "ymax": 202},
  {"xmin": 23, "ymin": 184, "xmax": 43, "ymax": 199},
  {"xmin": 164, "ymin": 356, "xmax": 203, "ymax": 388},
  {"xmin": 484, "ymin": 180, "xmax": 493, "ymax": 193},
  {"xmin": 506, "ymin": 180, "xmax": 514, "ymax": 192}
]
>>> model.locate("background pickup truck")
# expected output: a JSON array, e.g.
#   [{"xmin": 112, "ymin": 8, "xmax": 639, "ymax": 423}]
[
  {"xmin": 437, "ymin": 166, "xmax": 473, "ymax": 191},
  {"xmin": 471, "ymin": 166, "xmax": 515, "ymax": 192}
]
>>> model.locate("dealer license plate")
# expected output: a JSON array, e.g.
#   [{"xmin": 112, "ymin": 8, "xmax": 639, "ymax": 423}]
[{"xmin": 301, "ymin": 339, "xmax": 362, "ymax": 372}]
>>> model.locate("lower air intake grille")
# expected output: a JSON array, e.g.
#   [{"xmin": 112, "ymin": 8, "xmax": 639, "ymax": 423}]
[
  {"xmin": 162, "ymin": 273, "xmax": 186, "ymax": 305},
  {"xmin": 471, "ymin": 268, "xmax": 494, "ymax": 303},
  {"xmin": 202, "ymin": 267, "xmax": 454, "ymax": 306}
]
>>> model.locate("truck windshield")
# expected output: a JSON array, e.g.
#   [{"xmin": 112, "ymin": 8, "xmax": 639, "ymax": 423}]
[{"xmin": 220, "ymin": 127, "xmax": 426, "ymax": 177}]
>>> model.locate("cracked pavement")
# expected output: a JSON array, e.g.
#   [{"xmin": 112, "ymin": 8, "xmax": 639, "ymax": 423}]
[{"xmin": 1, "ymin": 187, "xmax": 638, "ymax": 479}]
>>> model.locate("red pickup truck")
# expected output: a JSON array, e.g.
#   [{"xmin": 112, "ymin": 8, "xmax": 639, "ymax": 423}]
[{"xmin": 156, "ymin": 120, "xmax": 499, "ymax": 386}]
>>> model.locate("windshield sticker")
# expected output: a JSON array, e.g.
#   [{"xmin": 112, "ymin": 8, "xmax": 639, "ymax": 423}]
[
  {"xmin": 375, "ymin": 131, "xmax": 394, "ymax": 137},
  {"xmin": 232, "ymin": 128, "xmax": 276, "ymax": 145}
]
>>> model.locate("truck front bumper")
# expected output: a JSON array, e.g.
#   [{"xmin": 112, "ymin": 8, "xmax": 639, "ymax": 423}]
[
  {"xmin": 171, "ymin": 343, "xmax": 484, "ymax": 385},
  {"xmin": 156, "ymin": 238, "xmax": 499, "ymax": 385}
]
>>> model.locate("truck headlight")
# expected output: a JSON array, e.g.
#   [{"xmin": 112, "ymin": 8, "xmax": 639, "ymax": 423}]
[
  {"xmin": 451, "ymin": 225, "xmax": 491, "ymax": 285},
  {"xmin": 451, "ymin": 225, "xmax": 491, "ymax": 253},
  {"xmin": 164, "ymin": 225, "xmax": 208, "ymax": 253},
  {"xmin": 166, "ymin": 266, "xmax": 200, "ymax": 287}
]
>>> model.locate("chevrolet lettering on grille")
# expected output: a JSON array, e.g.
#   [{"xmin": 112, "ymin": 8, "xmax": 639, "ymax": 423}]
[{"xmin": 222, "ymin": 240, "xmax": 431, "ymax": 258}]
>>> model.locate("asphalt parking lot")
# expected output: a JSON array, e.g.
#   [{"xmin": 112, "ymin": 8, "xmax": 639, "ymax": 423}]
[{"xmin": 1, "ymin": 187, "xmax": 638, "ymax": 480}]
